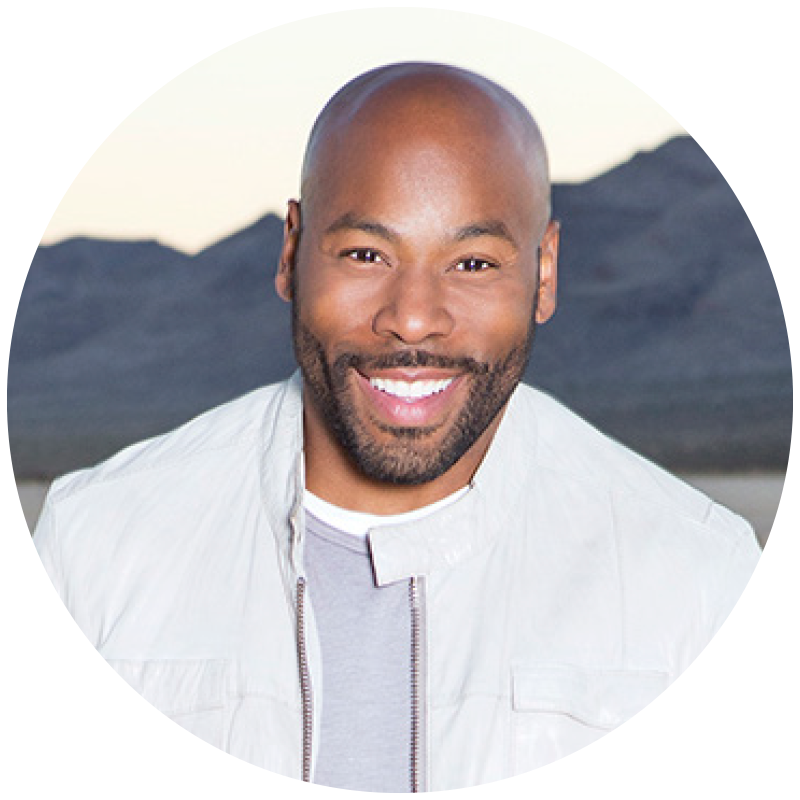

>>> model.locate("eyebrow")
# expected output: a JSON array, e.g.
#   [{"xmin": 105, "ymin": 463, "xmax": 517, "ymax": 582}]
[
  {"xmin": 323, "ymin": 213, "xmax": 399, "ymax": 243},
  {"xmin": 322, "ymin": 213, "xmax": 519, "ymax": 251},
  {"xmin": 453, "ymin": 220, "xmax": 518, "ymax": 251}
]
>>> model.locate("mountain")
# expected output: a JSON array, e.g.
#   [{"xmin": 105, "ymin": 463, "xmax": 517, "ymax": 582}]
[{"xmin": 8, "ymin": 136, "xmax": 791, "ymax": 478}]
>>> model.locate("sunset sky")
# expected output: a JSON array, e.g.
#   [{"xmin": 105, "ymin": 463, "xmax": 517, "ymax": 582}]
[{"xmin": 40, "ymin": 9, "xmax": 684, "ymax": 254}]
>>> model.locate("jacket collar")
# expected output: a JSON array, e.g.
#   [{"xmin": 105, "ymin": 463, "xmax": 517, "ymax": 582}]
[
  {"xmin": 260, "ymin": 372, "xmax": 539, "ymax": 586},
  {"xmin": 259, "ymin": 372, "xmax": 306, "ymax": 576},
  {"xmin": 368, "ymin": 386, "xmax": 539, "ymax": 585}
]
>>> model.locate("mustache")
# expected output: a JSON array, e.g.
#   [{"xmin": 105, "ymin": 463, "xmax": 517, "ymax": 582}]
[{"xmin": 333, "ymin": 349, "xmax": 491, "ymax": 376}]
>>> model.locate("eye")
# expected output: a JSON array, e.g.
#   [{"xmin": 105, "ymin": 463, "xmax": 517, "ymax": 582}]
[
  {"xmin": 455, "ymin": 257, "xmax": 498, "ymax": 273},
  {"xmin": 341, "ymin": 248, "xmax": 385, "ymax": 264}
]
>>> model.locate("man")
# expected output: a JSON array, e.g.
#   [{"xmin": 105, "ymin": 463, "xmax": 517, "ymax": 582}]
[{"xmin": 34, "ymin": 62, "xmax": 760, "ymax": 791}]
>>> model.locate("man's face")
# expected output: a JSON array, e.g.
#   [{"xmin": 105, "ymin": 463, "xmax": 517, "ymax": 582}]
[{"xmin": 278, "ymin": 113, "xmax": 558, "ymax": 486}]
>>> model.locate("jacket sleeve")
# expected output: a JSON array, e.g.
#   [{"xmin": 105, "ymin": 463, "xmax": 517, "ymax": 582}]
[
  {"xmin": 706, "ymin": 502, "xmax": 762, "ymax": 639},
  {"xmin": 33, "ymin": 492, "xmax": 67, "ymax": 603}
]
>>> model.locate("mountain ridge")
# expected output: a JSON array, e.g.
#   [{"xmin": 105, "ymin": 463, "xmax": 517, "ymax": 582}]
[{"xmin": 8, "ymin": 135, "xmax": 792, "ymax": 478}]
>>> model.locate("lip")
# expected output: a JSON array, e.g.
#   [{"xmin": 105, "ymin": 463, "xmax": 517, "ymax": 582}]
[{"xmin": 354, "ymin": 369, "xmax": 465, "ymax": 428}]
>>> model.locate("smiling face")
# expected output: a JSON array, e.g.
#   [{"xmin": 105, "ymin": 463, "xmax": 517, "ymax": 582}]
[{"xmin": 277, "ymin": 65, "xmax": 558, "ymax": 508}]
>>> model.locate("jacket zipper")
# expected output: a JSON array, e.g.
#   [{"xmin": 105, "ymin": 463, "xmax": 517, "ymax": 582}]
[
  {"xmin": 296, "ymin": 576, "xmax": 313, "ymax": 782},
  {"xmin": 409, "ymin": 575, "xmax": 425, "ymax": 792}
]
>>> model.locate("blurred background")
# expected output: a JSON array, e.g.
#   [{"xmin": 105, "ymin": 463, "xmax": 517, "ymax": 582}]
[{"xmin": 8, "ymin": 9, "xmax": 791, "ymax": 546}]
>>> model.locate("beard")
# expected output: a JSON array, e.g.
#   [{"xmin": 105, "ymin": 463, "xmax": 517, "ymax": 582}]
[{"xmin": 291, "ymin": 301, "xmax": 536, "ymax": 486}]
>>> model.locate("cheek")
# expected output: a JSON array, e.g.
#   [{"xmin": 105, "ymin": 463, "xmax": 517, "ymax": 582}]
[
  {"xmin": 451, "ymin": 288, "xmax": 535, "ymax": 351},
  {"xmin": 296, "ymin": 262, "xmax": 378, "ymax": 344}
]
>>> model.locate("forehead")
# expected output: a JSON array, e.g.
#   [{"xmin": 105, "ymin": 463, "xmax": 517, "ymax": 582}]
[{"xmin": 304, "ymin": 90, "xmax": 545, "ymax": 239}]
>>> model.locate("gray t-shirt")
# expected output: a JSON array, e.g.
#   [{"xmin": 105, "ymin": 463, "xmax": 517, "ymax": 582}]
[{"xmin": 304, "ymin": 511, "xmax": 413, "ymax": 792}]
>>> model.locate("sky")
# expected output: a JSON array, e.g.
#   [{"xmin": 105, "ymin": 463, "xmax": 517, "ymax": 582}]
[{"xmin": 39, "ymin": 8, "xmax": 685, "ymax": 254}]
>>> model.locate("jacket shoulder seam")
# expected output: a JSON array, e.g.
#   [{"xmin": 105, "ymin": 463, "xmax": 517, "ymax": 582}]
[
  {"xmin": 50, "ymin": 426, "xmax": 261, "ymax": 505},
  {"xmin": 532, "ymin": 459, "xmax": 714, "ymax": 530}
]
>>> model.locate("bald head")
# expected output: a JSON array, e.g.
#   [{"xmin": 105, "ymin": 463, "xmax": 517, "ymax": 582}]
[
  {"xmin": 300, "ymin": 62, "xmax": 551, "ymax": 233},
  {"xmin": 277, "ymin": 62, "xmax": 560, "ymax": 494}
]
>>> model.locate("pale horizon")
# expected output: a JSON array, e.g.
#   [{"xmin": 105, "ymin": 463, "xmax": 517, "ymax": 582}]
[{"xmin": 40, "ymin": 9, "xmax": 684, "ymax": 254}]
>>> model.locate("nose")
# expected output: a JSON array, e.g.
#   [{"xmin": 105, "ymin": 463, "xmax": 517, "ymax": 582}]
[{"xmin": 372, "ymin": 267, "xmax": 455, "ymax": 344}]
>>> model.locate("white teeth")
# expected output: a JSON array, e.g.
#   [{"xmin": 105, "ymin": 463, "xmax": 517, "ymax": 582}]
[{"xmin": 369, "ymin": 377, "xmax": 454, "ymax": 400}]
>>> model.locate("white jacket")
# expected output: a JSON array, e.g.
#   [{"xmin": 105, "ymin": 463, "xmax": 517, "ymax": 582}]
[{"xmin": 34, "ymin": 373, "xmax": 760, "ymax": 790}]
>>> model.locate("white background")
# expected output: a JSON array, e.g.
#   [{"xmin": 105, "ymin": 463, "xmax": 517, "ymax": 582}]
[{"xmin": 1, "ymin": 1, "xmax": 797, "ymax": 797}]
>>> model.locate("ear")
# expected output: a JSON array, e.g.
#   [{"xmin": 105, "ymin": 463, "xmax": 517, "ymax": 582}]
[
  {"xmin": 276, "ymin": 200, "xmax": 301, "ymax": 303},
  {"xmin": 535, "ymin": 219, "xmax": 559, "ymax": 324}
]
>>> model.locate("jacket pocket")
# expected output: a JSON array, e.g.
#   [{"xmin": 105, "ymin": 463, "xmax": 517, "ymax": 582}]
[
  {"xmin": 107, "ymin": 659, "xmax": 230, "ymax": 751},
  {"xmin": 511, "ymin": 664, "xmax": 669, "ymax": 772}
]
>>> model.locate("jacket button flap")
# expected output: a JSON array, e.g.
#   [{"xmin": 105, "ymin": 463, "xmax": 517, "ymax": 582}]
[
  {"xmin": 106, "ymin": 658, "xmax": 230, "ymax": 717},
  {"xmin": 512, "ymin": 664, "xmax": 669, "ymax": 730}
]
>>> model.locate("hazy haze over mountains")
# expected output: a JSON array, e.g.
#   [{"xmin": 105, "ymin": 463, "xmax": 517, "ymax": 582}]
[{"xmin": 8, "ymin": 136, "xmax": 792, "ymax": 479}]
